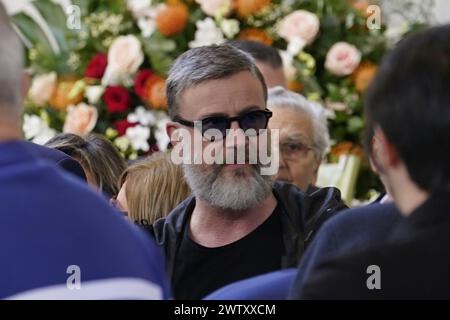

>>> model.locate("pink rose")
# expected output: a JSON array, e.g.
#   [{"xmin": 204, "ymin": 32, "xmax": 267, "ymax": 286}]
[
  {"xmin": 195, "ymin": 0, "xmax": 230, "ymax": 16},
  {"xmin": 102, "ymin": 35, "xmax": 144, "ymax": 85},
  {"xmin": 63, "ymin": 103, "xmax": 98, "ymax": 136},
  {"xmin": 28, "ymin": 72, "xmax": 57, "ymax": 105},
  {"xmin": 278, "ymin": 10, "xmax": 320, "ymax": 45},
  {"xmin": 325, "ymin": 42, "xmax": 362, "ymax": 76}
]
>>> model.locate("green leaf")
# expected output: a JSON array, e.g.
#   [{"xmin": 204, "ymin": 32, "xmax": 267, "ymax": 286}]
[
  {"xmin": 33, "ymin": 0, "xmax": 71, "ymax": 52},
  {"xmin": 11, "ymin": 13, "xmax": 56, "ymax": 66},
  {"xmin": 347, "ymin": 116, "xmax": 364, "ymax": 133}
]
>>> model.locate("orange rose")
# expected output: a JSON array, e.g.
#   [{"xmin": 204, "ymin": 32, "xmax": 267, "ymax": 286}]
[
  {"xmin": 351, "ymin": 0, "xmax": 370, "ymax": 17},
  {"xmin": 331, "ymin": 142, "xmax": 364, "ymax": 159},
  {"xmin": 238, "ymin": 28, "xmax": 273, "ymax": 46},
  {"xmin": 156, "ymin": 3, "xmax": 189, "ymax": 37},
  {"xmin": 148, "ymin": 78, "xmax": 167, "ymax": 110},
  {"xmin": 288, "ymin": 80, "xmax": 304, "ymax": 93},
  {"xmin": 49, "ymin": 78, "xmax": 84, "ymax": 111},
  {"xmin": 142, "ymin": 75, "xmax": 167, "ymax": 109},
  {"xmin": 235, "ymin": 0, "xmax": 271, "ymax": 18},
  {"xmin": 353, "ymin": 62, "xmax": 378, "ymax": 92}
]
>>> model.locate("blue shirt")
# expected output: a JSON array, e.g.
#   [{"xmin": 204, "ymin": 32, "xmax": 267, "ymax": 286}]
[
  {"xmin": 289, "ymin": 202, "xmax": 401, "ymax": 299},
  {"xmin": 0, "ymin": 141, "xmax": 170, "ymax": 299}
]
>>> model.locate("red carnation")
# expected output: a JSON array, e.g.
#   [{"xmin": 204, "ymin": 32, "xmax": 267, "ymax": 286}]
[
  {"xmin": 103, "ymin": 86, "xmax": 132, "ymax": 113},
  {"xmin": 114, "ymin": 119, "xmax": 137, "ymax": 136},
  {"xmin": 85, "ymin": 53, "xmax": 108, "ymax": 79},
  {"xmin": 135, "ymin": 69, "xmax": 154, "ymax": 97}
]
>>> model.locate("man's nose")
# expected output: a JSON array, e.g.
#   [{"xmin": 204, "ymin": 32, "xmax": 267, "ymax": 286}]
[
  {"xmin": 278, "ymin": 152, "xmax": 287, "ymax": 170},
  {"xmin": 225, "ymin": 120, "xmax": 247, "ymax": 148}
]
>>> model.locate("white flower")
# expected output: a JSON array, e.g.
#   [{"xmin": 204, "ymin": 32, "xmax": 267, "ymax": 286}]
[
  {"xmin": 22, "ymin": 114, "xmax": 57, "ymax": 144},
  {"xmin": 102, "ymin": 35, "xmax": 144, "ymax": 86},
  {"xmin": 126, "ymin": 125, "xmax": 150, "ymax": 152},
  {"xmin": 127, "ymin": 0, "xmax": 153, "ymax": 18},
  {"xmin": 23, "ymin": 114, "xmax": 45, "ymax": 140},
  {"xmin": 287, "ymin": 37, "xmax": 306, "ymax": 56},
  {"xmin": 195, "ymin": 0, "xmax": 231, "ymax": 17},
  {"xmin": 154, "ymin": 117, "xmax": 170, "ymax": 151},
  {"xmin": 32, "ymin": 127, "xmax": 57, "ymax": 145},
  {"xmin": 189, "ymin": 18, "xmax": 225, "ymax": 48},
  {"xmin": 138, "ymin": 16, "xmax": 156, "ymax": 38},
  {"xmin": 279, "ymin": 50, "xmax": 297, "ymax": 81},
  {"xmin": 28, "ymin": 72, "xmax": 57, "ymax": 105},
  {"xmin": 127, "ymin": 106, "xmax": 156, "ymax": 126},
  {"xmin": 220, "ymin": 19, "xmax": 240, "ymax": 39},
  {"xmin": 85, "ymin": 85, "xmax": 105, "ymax": 104}
]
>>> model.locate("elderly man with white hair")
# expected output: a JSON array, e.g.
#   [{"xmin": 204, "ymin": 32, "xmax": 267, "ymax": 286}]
[{"xmin": 268, "ymin": 87, "xmax": 330, "ymax": 192}]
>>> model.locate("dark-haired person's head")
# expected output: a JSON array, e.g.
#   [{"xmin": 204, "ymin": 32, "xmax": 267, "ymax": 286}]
[
  {"xmin": 0, "ymin": 3, "xmax": 25, "ymax": 142},
  {"xmin": 229, "ymin": 40, "xmax": 286, "ymax": 88},
  {"xmin": 45, "ymin": 133, "xmax": 127, "ymax": 197},
  {"xmin": 363, "ymin": 25, "xmax": 450, "ymax": 214}
]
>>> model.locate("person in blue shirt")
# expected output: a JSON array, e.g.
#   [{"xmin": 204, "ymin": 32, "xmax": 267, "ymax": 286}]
[
  {"xmin": 204, "ymin": 203, "xmax": 400, "ymax": 300},
  {"xmin": 0, "ymin": 4, "xmax": 170, "ymax": 299}
]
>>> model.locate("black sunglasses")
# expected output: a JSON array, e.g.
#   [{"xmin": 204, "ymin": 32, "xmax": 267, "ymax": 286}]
[{"xmin": 173, "ymin": 109, "xmax": 273, "ymax": 140}]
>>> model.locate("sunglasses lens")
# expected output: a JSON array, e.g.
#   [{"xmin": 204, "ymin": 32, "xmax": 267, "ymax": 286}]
[
  {"xmin": 241, "ymin": 111, "xmax": 269, "ymax": 133},
  {"xmin": 201, "ymin": 117, "xmax": 228, "ymax": 140}
]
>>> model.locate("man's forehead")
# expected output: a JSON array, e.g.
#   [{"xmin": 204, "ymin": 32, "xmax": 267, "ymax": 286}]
[{"xmin": 177, "ymin": 72, "xmax": 266, "ymax": 118}]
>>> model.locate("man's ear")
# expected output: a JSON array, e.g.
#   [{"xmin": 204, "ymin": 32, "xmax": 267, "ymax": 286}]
[
  {"xmin": 166, "ymin": 121, "xmax": 181, "ymax": 147},
  {"xmin": 374, "ymin": 126, "xmax": 400, "ymax": 168}
]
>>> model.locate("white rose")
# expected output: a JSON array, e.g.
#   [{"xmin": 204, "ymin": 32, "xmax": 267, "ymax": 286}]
[
  {"xmin": 278, "ymin": 10, "xmax": 320, "ymax": 45},
  {"xmin": 28, "ymin": 72, "xmax": 57, "ymax": 105},
  {"xmin": 127, "ymin": 0, "xmax": 152, "ymax": 18},
  {"xmin": 102, "ymin": 35, "xmax": 144, "ymax": 86},
  {"xmin": 189, "ymin": 18, "xmax": 225, "ymax": 48},
  {"xmin": 63, "ymin": 103, "xmax": 98, "ymax": 136},
  {"xmin": 22, "ymin": 114, "xmax": 56, "ymax": 144},
  {"xmin": 325, "ymin": 42, "xmax": 362, "ymax": 76},
  {"xmin": 195, "ymin": 0, "xmax": 230, "ymax": 17},
  {"xmin": 220, "ymin": 19, "xmax": 240, "ymax": 39},
  {"xmin": 85, "ymin": 85, "xmax": 105, "ymax": 104}
]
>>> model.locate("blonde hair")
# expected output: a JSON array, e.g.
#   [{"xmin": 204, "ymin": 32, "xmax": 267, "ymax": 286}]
[{"xmin": 119, "ymin": 152, "xmax": 191, "ymax": 225}]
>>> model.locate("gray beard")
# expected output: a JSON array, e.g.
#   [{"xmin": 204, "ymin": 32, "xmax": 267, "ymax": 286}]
[{"xmin": 182, "ymin": 163, "xmax": 273, "ymax": 211}]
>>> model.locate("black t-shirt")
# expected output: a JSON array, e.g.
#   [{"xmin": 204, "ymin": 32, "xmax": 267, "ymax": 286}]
[{"xmin": 172, "ymin": 206, "xmax": 285, "ymax": 300}]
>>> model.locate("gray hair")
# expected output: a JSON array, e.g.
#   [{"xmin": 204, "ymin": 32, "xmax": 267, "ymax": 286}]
[
  {"xmin": 268, "ymin": 86, "xmax": 330, "ymax": 160},
  {"xmin": 0, "ymin": 4, "xmax": 24, "ymax": 118},
  {"xmin": 166, "ymin": 44, "xmax": 267, "ymax": 119}
]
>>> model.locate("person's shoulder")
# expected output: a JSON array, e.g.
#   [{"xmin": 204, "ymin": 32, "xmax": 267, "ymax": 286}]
[
  {"xmin": 151, "ymin": 195, "xmax": 195, "ymax": 244},
  {"xmin": 298, "ymin": 246, "xmax": 380, "ymax": 299},
  {"xmin": 323, "ymin": 202, "xmax": 401, "ymax": 231},
  {"xmin": 15, "ymin": 141, "xmax": 86, "ymax": 181},
  {"xmin": 273, "ymin": 181, "xmax": 346, "ymax": 215}
]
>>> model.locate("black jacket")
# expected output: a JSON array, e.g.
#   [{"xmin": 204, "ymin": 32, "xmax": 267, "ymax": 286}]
[
  {"xmin": 151, "ymin": 182, "xmax": 347, "ymax": 282},
  {"xmin": 298, "ymin": 191, "xmax": 450, "ymax": 299}
]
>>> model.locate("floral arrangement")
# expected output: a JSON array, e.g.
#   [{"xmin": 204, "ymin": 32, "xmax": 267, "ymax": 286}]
[{"xmin": 9, "ymin": 0, "xmax": 432, "ymax": 198}]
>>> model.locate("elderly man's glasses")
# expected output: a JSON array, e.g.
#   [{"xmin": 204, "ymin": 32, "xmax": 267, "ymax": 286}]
[
  {"xmin": 280, "ymin": 140, "xmax": 314, "ymax": 160},
  {"xmin": 173, "ymin": 109, "xmax": 273, "ymax": 140}
]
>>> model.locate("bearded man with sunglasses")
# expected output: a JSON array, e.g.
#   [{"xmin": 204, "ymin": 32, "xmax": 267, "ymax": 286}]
[{"xmin": 151, "ymin": 44, "xmax": 347, "ymax": 300}]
